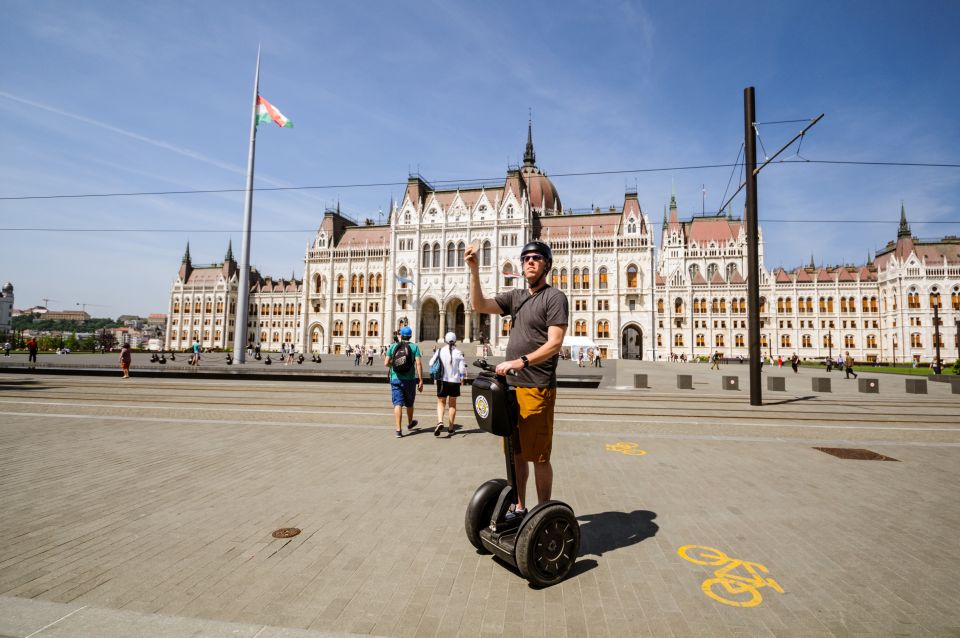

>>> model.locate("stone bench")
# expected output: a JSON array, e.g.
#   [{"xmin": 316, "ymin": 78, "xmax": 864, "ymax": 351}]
[
  {"xmin": 812, "ymin": 377, "xmax": 831, "ymax": 392},
  {"xmin": 858, "ymin": 378, "xmax": 879, "ymax": 394},
  {"xmin": 677, "ymin": 374, "xmax": 693, "ymax": 389},
  {"xmin": 905, "ymin": 378, "xmax": 927, "ymax": 394},
  {"xmin": 633, "ymin": 374, "xmax": 649, "ymax": 389},
  {"xmin": 722, "ymin": 375, "xmax": 739, "ymax": 390},
  {"xmin": 767, "ymin": 376, "xmax": 786, "ymax": 391}
]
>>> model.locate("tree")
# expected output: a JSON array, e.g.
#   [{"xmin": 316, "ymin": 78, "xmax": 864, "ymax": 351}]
[
  {"xmin": 64, "ymin": 332, "xmax": 80, "ymax": 351},
  {"xmin": 96, "ymin": 329, "xmax": 117, "ymax": 352}
]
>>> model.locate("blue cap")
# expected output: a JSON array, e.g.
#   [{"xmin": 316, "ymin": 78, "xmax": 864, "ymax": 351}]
[{"xmin": 399, "ymin": 326, "xmax": 412, "ymax": 338}]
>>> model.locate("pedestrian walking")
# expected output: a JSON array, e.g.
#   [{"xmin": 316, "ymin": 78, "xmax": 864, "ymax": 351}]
[
  {"xmin": 577, "ymin": 349, "xmax": 585, "ymax": 367},
  {"xmin": 844, "ymin": 351, "xmax": 858, "ymax": 379},
  {"xmin": 594, "ymin": 347, "xmax": 603, "ymax": 367},
  {"xmin": 119, "ymin": 343, "xmax": 132, "ymax": 379},
  {"xmin": 429, "ymin": 332, "xmax": 466, "ymax": 437},
  {"xmin": 385, "ymin": 326, "xmax": 423, "ymax": 437},
  {"xmin": 710, "ymin": 350, "xmax": 721, "ymax": 370},
  {"xmin": 190, "ymin": 339, "xmax": 201, "ymax": 366},
  {"xmin": 777, "ymin": 355, "xmax": 783, "ymax": 368},
  {"xmin": 366, "ymin": 345, "xmax": 375, "ymax": 366},
  {"xmin": 355, "ymin": 346, "xmax": 362, "ymax": 366},
  {"xmin": 3, "ymin": 340, "xmax": 11, "ymax": 357},
  {"xmin": 825, "ymin": 356, "xmax": 833, "ymax": 372},
  {"xmin": 790, "ymin": 353, "xmax": 799, "ymax": 373},
  {"xmin": 26, "ymin": 337, "xmax": 38, "ymax": 366}
]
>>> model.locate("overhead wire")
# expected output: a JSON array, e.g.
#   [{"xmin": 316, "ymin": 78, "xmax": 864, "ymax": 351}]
[{"xmin": 1, "ymin": 158, "xmax": 958, "ymax": 202}]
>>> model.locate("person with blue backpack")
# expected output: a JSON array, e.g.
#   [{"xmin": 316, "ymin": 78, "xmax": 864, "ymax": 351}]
[
  {"xmin": 384, "ymin": 325, "xmax": 423, "ymax": 438},
  {"xmin": 429, "ymin": 331, "xmax": 467, "ymax": 437}
]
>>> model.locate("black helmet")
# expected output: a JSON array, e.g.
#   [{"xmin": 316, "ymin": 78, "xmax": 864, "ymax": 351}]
[
  {"xmin": 520, "ymin": 240, "xmax": 553, "ymax": 286},
  {"xmin": 520, "ymin": 240, "xmax": 553, "ymax": 272}
]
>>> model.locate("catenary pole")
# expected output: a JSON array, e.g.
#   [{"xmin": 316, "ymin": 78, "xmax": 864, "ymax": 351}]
[
  {"xmin": 232, "ymin": 46, "xmax": 261, "ymax": 364},
  {"xmin": 744, "ymin": 87, "xmax": 762, "ymax": 406}
]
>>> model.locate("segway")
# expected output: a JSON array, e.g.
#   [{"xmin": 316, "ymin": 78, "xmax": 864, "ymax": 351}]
[{"xmin": 465, "ymin": 359, "xmax": 580, "ymax": 587}]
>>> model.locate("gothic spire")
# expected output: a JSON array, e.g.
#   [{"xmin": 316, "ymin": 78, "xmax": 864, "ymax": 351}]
[
  {"xmin": 523, "ymin": 115, "xmax": 536, "ymax": 167},
  {"xmin": 809, "ymin": 253, "xmax": 815, "ymax": 269},
  {"xmin": 225, "ymin": 239, "xmax": 234, "ymax": 263},
  {"xmin": 897, "ymin": 202, "xmax": 911, "ymax": 238},
  {"xmin": 182, "ymin": 242, "xmax": 191, "ymax": 264},
  {"xmin": 662, "ymin": 205, "xmax": 668, "ymax": 230}
]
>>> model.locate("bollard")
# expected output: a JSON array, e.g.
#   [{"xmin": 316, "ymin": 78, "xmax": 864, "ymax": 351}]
[
  {"xmin": 952, "ymin": 380, "xmax": 960, "ymax": 395},
  {"xmin": 905, "ymin": 378, "xmax": 927, "ymax": 394},
  {"xmin": 767, "ymin": 377, "xmax": 786, "ymax": 391},
  {"xmin": 812, "ymin": 377, "xmax": 831, "ymax": 393},
  {"xmin": 677, "ymin": 374, "xmax": 693, "ymax": 389},
  {"xmin": 858, "ymin": 378, "xmax": 879, "ymax": 394},
  {"xmin": 722, "ymin": 375, "xmax": 739, "ymax": 390},
  {"xmin": 633, "ymin": 374, "xmax": 649, "ymax": 389}
]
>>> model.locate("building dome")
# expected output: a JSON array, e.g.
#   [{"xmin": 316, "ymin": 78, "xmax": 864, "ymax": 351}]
[
  {"xmin": 521, "ymin": 166, "xmax": 561, "ymax": 213},
  {"xmin": 2, "ymin": 282, "xmax": 12, "ymax": 294}
]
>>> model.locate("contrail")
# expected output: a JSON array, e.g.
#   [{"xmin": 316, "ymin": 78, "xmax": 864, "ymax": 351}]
[{"xmin": 0, "ymin": 90, "xmax": 301, "ymax": 191}]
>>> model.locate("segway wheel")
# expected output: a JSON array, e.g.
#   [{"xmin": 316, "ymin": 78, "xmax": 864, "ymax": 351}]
[
  {"xmin": 516, "ymin": 504, "xmax": 580, "ymax": 587},
  {"xmin": 465, "ymin": 478, "xmax": 508, "ymax": 552}
]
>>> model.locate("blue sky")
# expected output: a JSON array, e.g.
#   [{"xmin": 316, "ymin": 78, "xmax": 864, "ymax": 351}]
[{"xmin": 2, "ymin": 1, "xmax": 958, "ymax": 316}]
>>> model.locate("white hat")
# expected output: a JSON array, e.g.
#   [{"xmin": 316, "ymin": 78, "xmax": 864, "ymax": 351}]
[{"xmin": 444, "ymin": 331, "xmax": 457, "ymax": 344}]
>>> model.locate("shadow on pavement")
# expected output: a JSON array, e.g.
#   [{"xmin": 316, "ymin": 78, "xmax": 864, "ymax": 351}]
[{"xmin": 577, "ymin": 509, "xmax": 659, "ymax": 557}]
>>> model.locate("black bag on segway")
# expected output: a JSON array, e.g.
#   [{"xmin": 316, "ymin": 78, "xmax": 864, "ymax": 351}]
[{"xmin": 471, "ymin": 373, "xmax": 518, "ymax": 437}]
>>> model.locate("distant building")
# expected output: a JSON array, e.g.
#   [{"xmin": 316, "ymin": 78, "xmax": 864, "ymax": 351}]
[
  {"xmin": 164, "ymin": 126, "xmax": 960, "ymax": 362},
  {"xmin": 43, "ymin": 310, "xmax": 91, "ymax": 321},
  {"xmin": 0, "ymin": 282, "xmax": 13, "ymax": 334}
]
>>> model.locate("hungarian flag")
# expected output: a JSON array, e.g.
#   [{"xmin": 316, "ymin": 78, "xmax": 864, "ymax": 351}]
[{"xmin": 256, "ymin": 96, "xmax": 293, "ymax": 128}]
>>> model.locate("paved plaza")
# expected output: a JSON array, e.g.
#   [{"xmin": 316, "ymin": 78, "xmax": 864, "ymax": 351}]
[{"xmin": 1, "ymin": 365, "xmax": 959, "ymax": 637}]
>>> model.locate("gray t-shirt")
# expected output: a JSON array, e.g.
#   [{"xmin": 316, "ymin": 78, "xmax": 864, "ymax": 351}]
[{"xmin": 495, "ymin": 286, "xmax": 569, "ymax": 388}]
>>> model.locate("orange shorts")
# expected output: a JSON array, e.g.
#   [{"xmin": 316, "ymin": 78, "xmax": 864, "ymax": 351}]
[{"xmin": 511, "ymin": 387, "xmax": 557, "ymax": 463}]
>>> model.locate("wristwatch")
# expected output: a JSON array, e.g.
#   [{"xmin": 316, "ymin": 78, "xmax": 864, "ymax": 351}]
[{"xmin": 520, "ymin": 355, "xmax": 530, "ymax": 368}]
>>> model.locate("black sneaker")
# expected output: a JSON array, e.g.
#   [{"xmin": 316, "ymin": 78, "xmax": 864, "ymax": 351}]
[
  {"xmin": 407, "ymin": 419, "xmax": 418, "ymax": 430},
  {"xmin": 395, "ymin": 430, "xmax": 402, "ymax": 438},
  {"xmin": 504, "ymin": 507, "xmax": 527, "ymax": 521}
]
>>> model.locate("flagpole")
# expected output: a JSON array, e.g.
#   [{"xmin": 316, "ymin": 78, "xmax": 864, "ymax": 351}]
[{"xmin": 233, "ymin": 45, "xmax": 260, "ymax": 364}]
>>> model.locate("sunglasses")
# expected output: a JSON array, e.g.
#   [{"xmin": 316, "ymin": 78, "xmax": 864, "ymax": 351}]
[{"xmin": 521, "ymin": 254, "xmax": 545, "ymax": 263}]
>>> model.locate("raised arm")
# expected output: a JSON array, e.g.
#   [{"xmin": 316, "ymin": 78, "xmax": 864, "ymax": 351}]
[{"xmin": 465, "ymin": 243, "xmax": 503, "ymax": 315}]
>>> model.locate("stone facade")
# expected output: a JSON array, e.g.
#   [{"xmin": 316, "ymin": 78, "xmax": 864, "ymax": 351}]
[
  {"xmin": 166, "ymin": 129, "xmax": 960, "ymax": 363},
  {"xmin": 0, "ymin": 282, "xmax": 13, "ymax": 335}
]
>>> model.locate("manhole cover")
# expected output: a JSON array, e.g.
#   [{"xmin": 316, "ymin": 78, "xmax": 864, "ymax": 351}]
[
  {"xmin": 272, "ymin": 527, "xmax": 301, "ymax": 538},
  {"xmin": 813, "ymin": 447, "xmax": 899, "ymax": 461}
]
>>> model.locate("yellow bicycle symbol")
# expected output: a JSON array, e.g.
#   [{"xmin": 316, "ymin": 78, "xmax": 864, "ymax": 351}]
[
  {"xmin": 677, "ymin": 545, "xmax": 784, "ymax": 608},
  {"xmin": 605, "ymin": 442, "xmax": 647, "ymax": 456}
]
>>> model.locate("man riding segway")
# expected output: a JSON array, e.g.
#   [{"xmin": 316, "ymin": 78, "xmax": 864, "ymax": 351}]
[{"xmin": 464, "ymin": 239, "xmax": 578, "ymax": 586}]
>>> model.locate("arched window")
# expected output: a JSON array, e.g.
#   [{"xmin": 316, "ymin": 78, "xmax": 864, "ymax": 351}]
[
  {"xmin": 482, "ymin": 240, "xmax": 491, "ymax": 266},
  {"xmin": 551, "ymin": 268, "xmax": 559, "ymax": 287},
  {"xmin": 574, "ymin": 320, "xmax": 587, "ymax": 337},
  {"xmin": 457, "ymin": 241, "xmax": 465, "ymax": 267},
  {"xmin": 719, "ymin": 298, "xmax": 727, "ymax": 313},
  {"xmin": 627, "ymin": 216, "xmax": 637, "ymax": 233},
  {"xmin": 560, "ymin": 268, "xmax": 568, "ymax": 288},
  {"xmin": 827, "ymin": 297, "xmax": 834, "ymax": 313},
  {"xmin": 952, "ymin": 287, "xmax": 960, "ymax": 310},
  {"xmin": 777, "ymin": 298, "xmax": 785, "ymax": 313},
  {"xmin": 598, "ymin": 267, "xmax": 608, "ymax": 289},
  {"xmin": 333, "ymin": 321, "xmax": 344, "ymax": 336},
  {"xmin": 696, "ymin": 334, "xmax": 706, "ymax": 347},
  {"xmin": 674, "ymin": 298, "xmax": 684, "ymax": 314},
  {"xmin": 781, "ymin": 335, "xmax": 791, "ymax": 347},
  {"xmin": 336, "ymin": 275, "xmax": 344, "ymax": 294},
  {"xmin": 350, "ymin": 274, "xmax": 358, "ymax": 294},
  {"xmin": 706, "ymin": 263, "xmax": 718, "ymax": 280},
  {"xmin": 349, "ymin": 320, "xmax": 361, "ymax": 337},
  {"xmin": 447, "ymin": 242, "xmax": 456, "ymax": 268},
  {"xmin": 375, "ymin": 274, "xmax": 383, "ymax": 292},
  {"xmin": 506, "ymin": 204, "xmax": 514, "ymax": 219},
  {"xmin": 726, "ymin": 263, "xmax": 738, "ymax": 280},
  {"xmin": 675, "ymin": 334, "xmax": 684, "ymax": 347},
  {"xmin": 432, "ymin": 243, "xmax": 441, "ymax": 268},
  {"xmin": 802, "ymin": 334, "xmax": 812, "ymax": 348},
  {"xmin": 572, "ymin": 268, "xmax": 581, "ymax": 289},
  {"xmin": 404, "ymin": 211, "xmax": 411, "ymax": 224},
  {"xmin": 501, "ymin": 318, "xmax": 511, "ymax": 336},
  {"xmin": 358, "ymin": 274, "xmax": 364, "ymax": 293},
  {"xmin": 870, "ymin": 296, "xmax": 878, "ymax": 313},
  {"xmin": 313, "ymin": 274, "xmax": 322, "ymax": 293},
  {"xmin": 715, "ymin": 334, "xmax": 725, "ymax": 347},
  {"xmin": 582, "ymin": 267, "xmax": 590, "ymax": 290},
  {"xmin": 503, "ymin": 262, "xmax": 515, "ymax": 288},
  {"xmin": 597, "ymin": 320, "xmax": 610, "ymax": 338},
  {"xmin": 689, "ymin": 264, "xmax": 700, "ymax": 281},
  {"xmin": 930, "ymin": 291, "xmax": 941, "ymax": 309},
  {"xmin": 626, "ymin": 264, "xmax": 638, "ymax": 288},
  {"xmin": 367, "ymin": 274, "xmax": 375, "ymax": 293},
  {"xmin": 173, "ymin": 300, "xmax": 180, "ymax": 313},
  {"xmin": 785, "ymin": 298, "xmax": 792, "ymax": 313},
  {"xmin": 422, "ymin": 244, "xmax": 431, "ymax": 267},
  {"xmin": 367, "ymin": 320, "xmax": 379, "ymax": 337},
  {"xmin": 735, "ymin": 334, "xmax": 744, "ymax": 347},
  {"xmin": 657, "ymin": 299, "xmax": 664, "ymax": 314},
  {"xmin": 819, "ymin": 296, "xmax": 826, "ymax": 313}
]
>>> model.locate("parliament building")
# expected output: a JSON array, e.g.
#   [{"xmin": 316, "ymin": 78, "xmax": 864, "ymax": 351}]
[{"xmin": 166, "ymin": 126, "xmax": 960, "ymax": 363}]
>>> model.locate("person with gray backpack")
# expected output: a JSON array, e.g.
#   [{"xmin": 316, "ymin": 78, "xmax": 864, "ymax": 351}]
[
  {"xmin": 384, "ymin": 325, "xmax": 423, "ymax": 438},
  {"xmin": 429, "ymin": 331, "xmax": 467, "ymax": 437}
]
